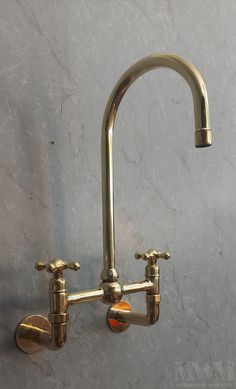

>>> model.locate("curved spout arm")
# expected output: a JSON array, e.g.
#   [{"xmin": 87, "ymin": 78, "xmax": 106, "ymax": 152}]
[{"xmin": 101, "ymin": 53, "xmax": 212, "ymax": 282}]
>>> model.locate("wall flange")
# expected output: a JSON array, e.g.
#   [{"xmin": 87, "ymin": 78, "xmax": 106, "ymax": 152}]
[
  {"xmin": 16, "ymin": 315, "xmax": 50, "ymax": 354},
  {"xmin": 107, "ymin": 300, "xmax": 132, "ymax": 333}
]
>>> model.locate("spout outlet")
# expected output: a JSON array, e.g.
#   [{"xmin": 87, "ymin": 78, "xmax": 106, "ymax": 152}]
[{"xmin": 195, "ymin": 128, "xmax": 212, "ymax": 147}]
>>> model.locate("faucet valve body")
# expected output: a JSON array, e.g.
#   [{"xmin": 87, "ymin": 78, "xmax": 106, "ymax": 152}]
[
  {"xmin": 16, "ymin": 258, "xmax": 80, "ymax": 352},
  {"xmin": 106, "ymin": 248, "xmax": 170, "ymax": 331}
]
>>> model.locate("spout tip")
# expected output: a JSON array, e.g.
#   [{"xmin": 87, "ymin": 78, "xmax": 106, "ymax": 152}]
[{"xmin": 195, "ymin": 128, "xmax": 212, "ymax": 148}]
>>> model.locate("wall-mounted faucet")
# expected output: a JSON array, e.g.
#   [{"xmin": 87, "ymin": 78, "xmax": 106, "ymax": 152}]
[{"xmin": 15, "ymin": 53, "xmax": 212, "ymax": 353}]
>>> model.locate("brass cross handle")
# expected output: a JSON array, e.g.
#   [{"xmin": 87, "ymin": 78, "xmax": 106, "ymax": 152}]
[
  {"xmin": 35, "ymin": 258, "xmax": 80, "ymax": 275},
  {"xmin": 135, "ymin": 249, "xmax": 170, "ymax": 264}
]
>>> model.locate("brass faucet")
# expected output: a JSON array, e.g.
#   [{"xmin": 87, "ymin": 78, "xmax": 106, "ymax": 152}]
[{"xmin": 16, "ymin": 54, "xmax": 212, "ymax": 353}]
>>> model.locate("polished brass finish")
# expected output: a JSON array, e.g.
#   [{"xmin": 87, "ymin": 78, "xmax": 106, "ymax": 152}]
[
  {"xmin": 122, "ymin": 280, "xmax": 153, "ymax": 295},
  {"xmin": 100, "ymin": 279, "xmax": 123, "ymax": 304},
  {"xmin": 107, "ymin": 301, "xmax": 132, "ymax": 333},
  {"xmin": 195, "ymin": 128, "xmax": 212, "ymax": 148},
  {"xmin": 15, "ymin": 315, "xmax": 51, "ymax": 353},
  {"xmin": 101, "ymin": 53, "xmax": 212, "ymax": 282},
  {"xmin": 35, "ymin": 258, "xmax": 80, "ymax": 274},
  {"xmin": 108, "ymin": 295, "xmax": 160, "ymax": 327},
  {"xmin": 16, "ymin": 249, "xmax": 168, "ymax": 351},
  {"xmin": 16, "ymin": 258, "xmax": 79, "ymax": 352},
  {"xmin": 37, "ymin": 258, "xmax": 80, "ymax": 348},
  {"xmin": 107, "ymin": 249, "xmax": 170, "ymax": 329},
  {"xmin": 135, "ymin": 249, "xmax": 170, "ymax": 263},
  {"xmin": 16, "ymin": 54, "xmax": 212, "ymax": 353},
  {"xmin": 67, "ymin": 288, "xmax": 104, "ymax": 305}
]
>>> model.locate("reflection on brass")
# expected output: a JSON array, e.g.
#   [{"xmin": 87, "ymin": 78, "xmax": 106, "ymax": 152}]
[
  {"xmin": 16, "ymin": 258, "xmax": 77, "ymax": 352},
  {"xmin": 101, "ymin": 53, "xmax": 212, "ymax": 282},
  {"xmin": 107, "ymin": 250, "xmax": 168, "ymax": 330},
  {"xmin": 107, "ymin": 300, "xmax": 132, "ymax": 333},
  {"xmin": 35, "ymin": 258, "xmax": 80, "ymax": 274},
  {"xmin": 15, "ymin": 315, "xmax": 51, "ymax": 354},
  {"xmin": 16, "ymin": 54, "xmax": 212, "ymax": 353},
  {"xmin": 135, "ymin": 249, "xmax": 170, "ymax": 263}
]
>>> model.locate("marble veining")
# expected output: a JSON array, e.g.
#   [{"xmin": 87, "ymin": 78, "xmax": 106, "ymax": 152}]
[{"xmin": 0, "ymin": 1, "xmax": 236, "ymax": 388}]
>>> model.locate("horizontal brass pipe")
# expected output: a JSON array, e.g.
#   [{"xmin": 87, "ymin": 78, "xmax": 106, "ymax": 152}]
[
  {"xmin": 109, "ymin": 294, "xmax": 160, "ymax": 326},
  {"xmin": 67, "ymin": 281, "xmax": 153, "ymax": 306},
  {"xmin": 122, "ymin": 280, "xmax": 153, "ymax": 295},
  {"xmin": 115, "ymin": 310, "xmax": 159, "ymax": 326},
  {"xmin": 67, "ymin": 288, "xmax": 104, "ymax": 305},
  {"xmin": 18, "ymin": 323, "xmax": 50, "ymax": 344}
]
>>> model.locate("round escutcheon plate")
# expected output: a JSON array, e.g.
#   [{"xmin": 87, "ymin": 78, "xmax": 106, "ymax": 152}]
[
  {"xmin": 15, "ymin": 314, "xmax": 50, "ymax": 354},
  {"xmin": 107, "ymin": 300, "xmax": 132, "ymax": 333}
]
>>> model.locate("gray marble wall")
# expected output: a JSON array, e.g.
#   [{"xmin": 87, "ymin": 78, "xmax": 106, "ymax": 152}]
[{"xmin": 0, "ymin": 1, "xmax": 235, "ymax": 388}]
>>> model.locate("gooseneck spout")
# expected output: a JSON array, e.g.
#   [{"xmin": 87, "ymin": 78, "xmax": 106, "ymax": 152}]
[{"xmin": 101, "ymin": 54, "xmax": 212, "ymax": 282}]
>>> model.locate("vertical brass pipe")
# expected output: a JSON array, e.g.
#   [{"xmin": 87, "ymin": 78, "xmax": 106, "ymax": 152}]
[
  {"xmin": 101, "ymin": 54, "xmax": 212, "ymax": 282},
  {"xmin": 48, "ymin": 275, "xmax": 68, "ymax": 349}
]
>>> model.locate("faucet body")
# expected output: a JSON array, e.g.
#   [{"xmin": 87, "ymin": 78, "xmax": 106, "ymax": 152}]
[
  {"xmin": 15, "ymin": 54, "xmax": 212, "ymax": 353},
  {"xmin": 16, "ymin": 255, "xmax": 162, "ymax": 351}
]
